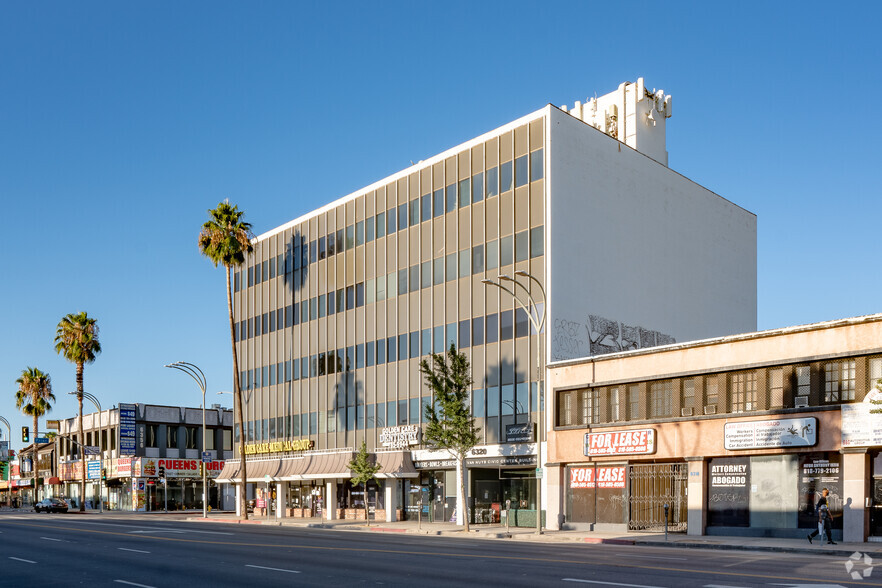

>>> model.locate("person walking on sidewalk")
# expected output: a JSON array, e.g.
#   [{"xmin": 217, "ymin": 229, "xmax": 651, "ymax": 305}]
[{"xmin": 807, "ymin": 487, "xmax": 836, "ymax": 544}]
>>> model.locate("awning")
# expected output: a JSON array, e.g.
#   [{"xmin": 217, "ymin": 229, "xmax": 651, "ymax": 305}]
[
  {"xmin": 215, "ymin": 461, "xmax": 241, "ymax": 484},
  {"xmin": 46, "ymin": 477, "xmax": 61, "ymax": 485},
  {"xmin": 375, "ymin": 451, "xmax": 418, "ymax": 478}
]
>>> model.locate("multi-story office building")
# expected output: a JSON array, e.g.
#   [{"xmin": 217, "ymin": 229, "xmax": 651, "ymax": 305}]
[{"xmin": 220, "ymin": 79, "xmax": 757, "ymax": 525}]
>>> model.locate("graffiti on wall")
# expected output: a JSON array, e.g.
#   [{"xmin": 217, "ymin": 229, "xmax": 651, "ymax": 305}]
[{"xmin": 551, "ymin": 314, "xmax": 676, "ymax": 362}]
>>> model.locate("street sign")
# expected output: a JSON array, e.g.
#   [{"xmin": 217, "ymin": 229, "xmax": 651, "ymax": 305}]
[
  {"xmin": 535, "ymin": 468, "xmax": 544, "ymax": 479},
  {"xmin": 35, "ymin": 437, "xmax": 50, "ymax": 444},
  {"xmin": 202, "ymin": 452, "xmax": 212, "ymax": 463},
  {"xmin": 84, "ymin": 445, "xmax": 100, "ymax": 456}
]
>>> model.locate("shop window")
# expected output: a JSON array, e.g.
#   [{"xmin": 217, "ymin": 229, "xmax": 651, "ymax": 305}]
[
  {"xmin": 824, "ymin": 360, "xmax": 855, "ymax": 403},
  {"xmin": 650, "ymin": 381, "xmax": 672, "ymax": 418}
]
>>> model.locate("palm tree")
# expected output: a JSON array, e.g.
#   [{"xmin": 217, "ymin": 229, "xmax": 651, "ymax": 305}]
[
  {"xmin": 198, "ymin": 200, "xmax": 254, "ymax": 519},
  {"xmin": 54, "ymin": 312, "xmax": 101, "ymax": 512},
  {"xmin": 15, "ymin": 367, "xmax": 55, "ymax": 505}
]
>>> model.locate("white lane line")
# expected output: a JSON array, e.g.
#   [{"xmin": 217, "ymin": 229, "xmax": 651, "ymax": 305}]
[
  {"xmin": 9, "ymin": 557, "xmax": 37, "ymax": 564},
  {"xmin": 41, "ymin": 537, "xmax": 64, "ymax": 542},
  {"xmin": 114, "ymin": 581, "xmax": 156, "ymax": 588},
  {"xmin": 118, "ymin": 548, "xmax": 151, "ymax": 554},
  {"xmin": 562, "ymin": 580, "xmax": 665, "ymax": 588},
  {"xmin": 245, "ymin": 564, "xmax": 301, "ymax": 574}
]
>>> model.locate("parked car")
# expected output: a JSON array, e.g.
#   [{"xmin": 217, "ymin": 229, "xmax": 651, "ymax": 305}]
[{"xmin": 34, "ymin": 498, "xmax": 69, "ymax": 513}]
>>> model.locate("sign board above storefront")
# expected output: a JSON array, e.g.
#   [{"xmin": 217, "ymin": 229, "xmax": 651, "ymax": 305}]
[
  {"xmin": 584, "ymin": 429, "xmax": 656, "ymax": 457},
  {"xmin": 505, "ymin": 423, "xmax": 535, "ymax": 443},
  {"xmin": 841, "ymin": 390, "xmax": 882, "ymax": 448},
  {"xmin": 414, "ymin": 454, "xmax": 537, "ymax": 469},
  {"xmin": 723, "ymin": 417, "xmax": 817, "ymax": 450},
  {"xmin": 379, "ymin": 425, "xmax": 420, "ymax": 449},
  {"xmin": 243, "ymin": 439, "xmax": 314, "ymax": 455}
]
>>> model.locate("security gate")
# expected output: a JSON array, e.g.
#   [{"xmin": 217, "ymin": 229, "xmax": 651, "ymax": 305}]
[{"xmin": 628, "ymin": 463, "xmax": 688, "ymax": 532}]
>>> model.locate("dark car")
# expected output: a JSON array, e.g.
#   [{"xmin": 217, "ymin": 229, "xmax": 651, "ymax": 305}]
[{"xmin": 34, "ymin": 498, "xmax": 69, "ymax": 513}]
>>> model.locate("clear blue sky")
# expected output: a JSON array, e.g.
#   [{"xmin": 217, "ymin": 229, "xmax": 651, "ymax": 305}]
[{"xmin": 2, "ymin": 2, "xmax": 880, "ymax": 446}]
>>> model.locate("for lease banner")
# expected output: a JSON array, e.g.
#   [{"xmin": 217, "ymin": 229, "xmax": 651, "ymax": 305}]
[
  {"xmin": 569, "ymin": 466, "xmax": 627, "ymax": 489},
  {"xmin": 584, "ymin": 429, "xmax": 655, "ymax": 456}
]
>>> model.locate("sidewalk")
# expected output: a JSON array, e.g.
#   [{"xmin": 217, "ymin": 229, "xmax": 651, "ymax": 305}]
[{"xmin": 183, "ymin": 512, "xmax": 882, "ymax": 557}]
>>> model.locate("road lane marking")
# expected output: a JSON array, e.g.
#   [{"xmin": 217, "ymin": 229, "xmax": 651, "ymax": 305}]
[
  {"xmin": 245, "ymin": 564, "xmax": 301, "ymax": 574},
  {"xmin": 0, "ymin": 520, "xmax": 870, "ymax": 587},
  {"xmin": 118, "ymin": 548, "xmax": 151, "ymax": 554},
  {"xmin": 41, "ymin": 537, "xmax": 64, "ymax": 542},
  {"xmin": 563, "ymin": 580, "xmax": 665, "ymax": 588},
  {"xmin": 609, "ymin": 553, "xmax": 687, "ymax": 561},
  {"xmin": 114, "ymin": 581, "xmax": 156, "ymax": 588},
  {"xmin": 9, "ymin": 557, "xmax": 37, "ymax": 564}
]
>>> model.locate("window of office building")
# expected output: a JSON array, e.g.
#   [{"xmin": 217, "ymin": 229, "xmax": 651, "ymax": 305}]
[
  {"xmin": 650, "ymin": 381, "xmax": 672, "ymax": 418},
  {"xmin": 825, "ymin": 360, "xmax": 855, "ymax": 403},
  {"xmin": 166, "ymin": 426, "xmax": 178, "ymax": 449},
  {"xmin": 730, "ymin": 371, "xmax": 757, "ymax": 413}
]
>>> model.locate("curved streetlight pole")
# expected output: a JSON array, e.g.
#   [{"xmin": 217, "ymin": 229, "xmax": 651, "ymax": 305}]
[
  {"xmin": 482, "ymin": 270, "xmax": 547, "ymax": 535},
  {"xmin": 69, "ymin": 391, "xmax": 103, "ymax": 513},
  {"xmin": 165, "ymin": 361, "xmax": 208, "ymax": 519},
  {"xmin": 0, "ymin": 416, "xmax": 11, "ymax": 507}
]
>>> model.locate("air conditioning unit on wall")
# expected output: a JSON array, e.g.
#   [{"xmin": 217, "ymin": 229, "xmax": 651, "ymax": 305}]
[
  {"xmin": 794, "ymin": 396, "xmax": 809, "ymax": 408},
  {"xmin": 703, "ymin": 405, "xmax": 717, "ymax": 415},
  {"xmin": 680, "ymin": 407, "xmax": 693, "ymax": 417}
]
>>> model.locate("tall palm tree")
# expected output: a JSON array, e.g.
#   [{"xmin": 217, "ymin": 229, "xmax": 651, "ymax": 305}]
[
  {"xmin": 54, "ymin": 312, "xmax": 101, "ymax": 512},
  {"xmin": 15, "ymin": 367, "xmax": 55, "ymax": 504},
  {"xmin": 198, "ymin": 200, "xmax": 253, "ymax": 519}
]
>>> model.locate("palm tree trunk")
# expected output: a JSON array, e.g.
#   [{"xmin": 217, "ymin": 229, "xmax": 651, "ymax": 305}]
[
  {"xmin": 33, "ymin": 414, "xmax": 38, "ymax": 505},
  {"xmin": 226, "ymin": 266, "xmax": 248, "ymax": 519},
  {"xmin": 77, "ymin": 362, "xmax": 85, "ymax": 512}
]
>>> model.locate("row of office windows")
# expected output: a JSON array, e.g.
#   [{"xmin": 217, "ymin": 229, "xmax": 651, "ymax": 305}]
[
  {"xmin": 238, "ymin": 382, "xmax": 541, "ymax": 442},
  {"xmin": 234, "ymin": 227, "xmax": 544, "ymax": 342},
  {"xmin": 238, "ymin": 308, "xmax": 542, "ymax": 390},
  {"xmin": 142, "ymin": 426, "xmax": 233, "ymax": 451},
  {"xmin": 234, "ymin": 149, "xmax": 544, "ymax": 293},
  {"xmin": 555, "ymin": 357, "xmax": 869, "ymax": 427}
]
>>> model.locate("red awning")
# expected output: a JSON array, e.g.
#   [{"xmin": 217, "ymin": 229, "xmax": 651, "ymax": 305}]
[{"xmin": 46, "ymin": 477, "xmax": 61, "ymax": 485}]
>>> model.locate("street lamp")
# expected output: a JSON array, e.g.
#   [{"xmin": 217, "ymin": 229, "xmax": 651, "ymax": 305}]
[
  {"xmin": 482, "ymin": 270, "xmax": 547, "ymax": 535},
  {"xmin": 165, "ymin": 361, "xmax": 208, "ymax": 519},
  {"xmin": 0, "ymin": 416, "xmax": 11, "ymax": 507},
  {"xmin": 68, "ymin": 391, "xmax": 103, "ymax": 513}
]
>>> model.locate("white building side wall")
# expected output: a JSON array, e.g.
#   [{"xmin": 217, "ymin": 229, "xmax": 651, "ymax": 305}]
[{"xmin": 546, "ymin": 107, "xmax": 756, "ymax": 362}]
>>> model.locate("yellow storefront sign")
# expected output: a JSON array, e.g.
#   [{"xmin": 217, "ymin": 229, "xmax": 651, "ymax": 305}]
[{"xmin": 241, "ymin": 439, "xmax": 315, "ymax": 455}]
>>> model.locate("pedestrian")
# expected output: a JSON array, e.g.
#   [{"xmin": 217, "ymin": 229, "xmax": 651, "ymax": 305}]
[{"xmin": 807, "ymin": 487, "xmax": 836, "ymax": 544}]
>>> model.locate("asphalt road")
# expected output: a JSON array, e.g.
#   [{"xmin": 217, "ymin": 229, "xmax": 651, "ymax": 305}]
[{"xmin": 0, "ymin": 512, "xmax": 875, "ymax": 587}]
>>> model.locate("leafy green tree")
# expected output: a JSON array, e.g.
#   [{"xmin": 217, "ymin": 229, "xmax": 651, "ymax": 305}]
[
  {"xmin": 419, "ymin": 343, "xmax": 479, "ymax": 532},
  {"xmin": 198, "ymin": 200, "xmax": 254, "ymax": 519},
  {"xmin": 15, "ymin": 367, "xmax": 55, "ymax": 501},
  {"xmin": 348, "ymin": 441, "xmax": 381, "ymax": 526},
  {"xmin": 55, "ymin": 312, "xmax": 100, "ymax": 512},
  {"xmin": 871, "ymin": 378, "xmax": 882, "ymax": 414}
]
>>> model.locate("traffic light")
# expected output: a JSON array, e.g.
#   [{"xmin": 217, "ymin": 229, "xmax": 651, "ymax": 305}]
[
  {"xmin": 0, "ymin": 462, "xmax": 7, "ymax": 481},
  {"xmin": 101, "ymin": 468, "xmax": 107, "ymax": 481},
  {"xmin": 21, "ymin": 426, "xmax": 29, "ymax": 443},
  {"xmin": 158, "ymin": 465, "xmax": 165, "ymax": 479}
]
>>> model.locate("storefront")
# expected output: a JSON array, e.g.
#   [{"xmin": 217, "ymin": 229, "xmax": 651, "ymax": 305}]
[
  {"xmin": 411, "ymin": 442, "xmax": 540, "ymax": 526},
  {"xmin": 216, "ymin": 447, "xmax": 417, "ymax": 521}
]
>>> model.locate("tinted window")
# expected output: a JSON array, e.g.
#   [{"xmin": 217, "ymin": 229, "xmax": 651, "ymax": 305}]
[
  {"xmin": 515, "ymin": 230, "xmax": 529, "ymax": 262},
  {"xmin": 398, "ymin": 204, "xmax": 408, "ymax": 230},
  {"xmin": 387, "ymin": 208, "xmax": 396, "ymax": 234},
  {"xmin": 472, "ymin": 245, "xmax": 484, "ymax": 274},
  {"xmin": 459, "ymin": 178, "xmax": 470, "ymax": 208},
  {"xmin": 486, "ymin": 166, "xmax": 498, "ymax": 198},
  {"xmin": 530, "ymin": 226, "xmax": 544, "ymax": 258},
  {"xmin": 530, "ymin": 148, "xmax": 544, "ymax": 181},
  {"xmin": 355, "ymin": 221, "xmax": 365, "ymax": 246},
  {"xmin": 346, "ymin": 225, "xmax": 355, "ymax": 249},
  {"xmin": 446, "ymin": 253, "xmax": 457, "ymax": 282},
  {"xmin": 500, "ymin": 235, "xmax": 514, "ymax": 266},
  {"xmin": 421, "ymin": 194, "xmax": 431, "ymax": 222},
  {"xmin": 515, "ymin": 154, "xmax": 529, "ymax": 188},
  {"xmin": 446, "ymin": 184, "xmax": 456, "ymax": 212},
  {"xmin": 500, "ymin": 310, "xmax": 514, "ymax": 340},
  {"xmin": 486, "ymin": 240, "xmax": 498, "ymax": 270},
  {"xmin": 500, "ymin": 161, "xmax": 513, "ymax": 192},
  {"xmin": 318, "ymin": 236, "xmax": 326, "ymax": 260},
  {"xmin": 459, "ymin": 320, "xmax": 470, "ymax": 348},
  {"xmin": 433, "ymin": 188, "xmax": 444, "ymax": 217},
  {"xmin": 409, "ymin": 199, "xmax": 419, "ymax": 226},
  {"xmin": 365, "ymin": 217, "xmax": 375, "ymax": 242},
  {"xmin": 376, "ymin": 213, "xmax": 385, "ymax": 238},
  {"xmin": 472, "ymin": 172, "xmax": 484, "ymax": 203},
  {"xmin": 434, "ymin": 258, "xmax": 444, "ymax": 285},
  {"xmin": 472, "ymin": 317, "xmax": 484, "ymax": 346},
  {"xmin": 486, "ymin": 313, "xmax": 498, "ymax": 343}
]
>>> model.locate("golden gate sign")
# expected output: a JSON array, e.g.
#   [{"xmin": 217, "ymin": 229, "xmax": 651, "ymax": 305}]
[{"xmin": 242, "ymin": 439, "xmax": 315, "ymax": 455}]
